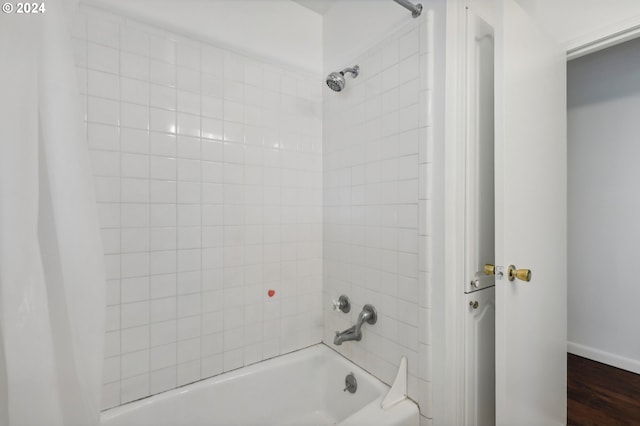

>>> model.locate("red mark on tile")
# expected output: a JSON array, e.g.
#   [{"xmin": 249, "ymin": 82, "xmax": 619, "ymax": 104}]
[{"xmin": 268, "ymin": 289, "xmax": 275, "ymax": 298}]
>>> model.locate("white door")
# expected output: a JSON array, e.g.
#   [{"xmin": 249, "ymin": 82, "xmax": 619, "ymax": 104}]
[
  {"xmin": 463, "ymin": 8, "xmax": 496, "ymax": 426},
  {"xmin": 494, "ymin": 0, "xmax": 567, "ymax": 424},
  {"xmin": 465, "ymin": 288, "xmax": 496, "ymax": 426}
]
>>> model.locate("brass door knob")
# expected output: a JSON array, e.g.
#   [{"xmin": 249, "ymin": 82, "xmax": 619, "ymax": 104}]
[
  {"xmin": 508, "ymin": 265, "xmax": 532, "ymax": 282},
  {"xmin": 483, "ymin": 264, "xmax": 495, "ymax": 275}
]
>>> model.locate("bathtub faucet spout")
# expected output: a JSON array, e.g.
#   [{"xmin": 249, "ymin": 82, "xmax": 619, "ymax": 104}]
[{"xmin": 333, "ymin": 304, "xmax": 377, "ymax": 346}]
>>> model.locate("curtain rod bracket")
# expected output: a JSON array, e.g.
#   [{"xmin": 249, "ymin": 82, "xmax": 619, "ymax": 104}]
[{"xmin": 392, "ymin": 0, "xmax": 422, "ymax": 18}]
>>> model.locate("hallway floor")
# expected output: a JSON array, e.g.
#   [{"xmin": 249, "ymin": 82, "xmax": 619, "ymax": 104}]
[{"xmin": 568, "ymin": 353, "xmax": 640, "ymax": 425}]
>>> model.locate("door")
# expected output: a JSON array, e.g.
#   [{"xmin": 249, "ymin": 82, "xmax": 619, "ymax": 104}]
[
  {"xmin": 465, "ymin": 8, "xmax": 495, "ymax": 296},
  {"xmin": 465, "ymin": 288, "xmax": 496, "ymax": 426},
  {"xmin": 494, "ymin": 0, "xmax": 567, "ymax": 424},
  {"xmin": 463, "ymin": 8, "xmax": 496, "ymax": 426}
]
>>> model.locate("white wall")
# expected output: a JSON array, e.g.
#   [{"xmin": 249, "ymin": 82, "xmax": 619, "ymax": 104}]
[
  {"xmin": 323, "ymin": 0, "xmax": 416, "ymax": 73},
  {"xmin": 568, "ymin": 37, "xmax": 640, "ymax": 373},
  {"xmin": 73, "ymin": 6, "xmax": 324, "ymax": 409},
  {"xmin": 84, "ymin": 0, "xmax": 322, "ymax": 74},
  {"xmin": 322, "ymin": 2, "xmax": 444, "ymax": 421}
]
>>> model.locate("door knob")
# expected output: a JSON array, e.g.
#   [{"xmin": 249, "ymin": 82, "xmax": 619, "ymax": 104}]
[
  {"xmin": 483, "ymin": 264, "xmax": 495, "ymax": 275},
  {"xmin": 508, "ymin": 265, "xmax": 531, "ymax": 282}
]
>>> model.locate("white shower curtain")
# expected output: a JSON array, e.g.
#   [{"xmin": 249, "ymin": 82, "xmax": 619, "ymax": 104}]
[{"xmin": 0, "ymin": 1, "xmax": 106, "ymax": 425}]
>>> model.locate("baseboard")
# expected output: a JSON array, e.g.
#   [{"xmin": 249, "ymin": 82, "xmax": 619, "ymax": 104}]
[{"xmin": 567, "ymin": 341, "xmax": 640, "ymax": 374}]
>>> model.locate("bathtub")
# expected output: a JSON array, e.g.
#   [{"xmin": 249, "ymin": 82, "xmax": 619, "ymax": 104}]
[{"xmin": 101, "ymin": 343, "xmax": 419, "ymax": 426}]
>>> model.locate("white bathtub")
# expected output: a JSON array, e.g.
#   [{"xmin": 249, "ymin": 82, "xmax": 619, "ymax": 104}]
[{"xmin": 101, "ymin": 343, "xmax": 419, "ymax": 426}]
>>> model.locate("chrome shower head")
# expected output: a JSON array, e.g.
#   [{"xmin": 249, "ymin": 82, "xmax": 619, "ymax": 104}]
[
  {"xmin": 326, "ymin": 65, "xmax": 359, "ymax": 92},
  {"xmin": 326, "ymin": 72, "xmax": 345, "ymax": 92}
]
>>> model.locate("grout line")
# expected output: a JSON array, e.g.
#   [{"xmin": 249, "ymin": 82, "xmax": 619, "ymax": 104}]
[
  {"xmin": 142, "ymin": 21, "xmax": 152, "ymax": 397},
  {"xmin": 112, "ymin": 16, "xmax": 124, "ymax": 404},
  {"xmin": 198, "ymin": 43, "xmax": 204, "ymax": 381},
  {"xmin": 173, "ymin": 41, "xmax": 179, "ymax": 389},
  {"xmin": 220, "ymin": 53, "xmax": 226, "ymax": 373}
]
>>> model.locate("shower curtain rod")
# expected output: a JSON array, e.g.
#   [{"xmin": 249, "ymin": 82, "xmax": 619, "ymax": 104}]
[{"xmin": 392, "ymin": 0, "xmax": 422, "ymax": 18}]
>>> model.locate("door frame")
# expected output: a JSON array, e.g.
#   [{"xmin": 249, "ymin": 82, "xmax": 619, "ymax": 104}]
[
  {"xmin": 436, "ymin": 0, "xmax": 640, "ymax": 424},
  {"xmin": 567, "ymin": 16, "xmax": 640, "ymax": 60},
  {"xmin": 433, "ymin": 1, "xmax": 468, "ymax": 424}
]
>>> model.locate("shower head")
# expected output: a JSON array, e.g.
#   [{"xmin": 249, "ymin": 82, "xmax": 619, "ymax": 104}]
[
  {"xmin": 326, "ymin": 65, "xmax": 359, "ymax": 92},
  {"xmin": 326, "ymin": 72, "xmax": 345, "ymax": 92}
]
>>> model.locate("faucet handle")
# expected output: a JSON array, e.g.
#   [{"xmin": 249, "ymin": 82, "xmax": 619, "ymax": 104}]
[
  {"xmin": 360, "ymin": 304, "xmax": 377, "ymax": 325},
  {"xmin": 332, "ymin": 295, "xmax": 351, "ymax": 313}
]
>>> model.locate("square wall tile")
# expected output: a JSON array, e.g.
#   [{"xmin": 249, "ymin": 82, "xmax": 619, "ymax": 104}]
[{"xmin": 79, "ymin": 5, "xmax": 324, "ymax": 411}]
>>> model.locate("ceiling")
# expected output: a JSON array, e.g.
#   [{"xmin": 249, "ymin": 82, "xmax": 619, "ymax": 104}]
[
  {"xmin": 84, "ymin": 0, "xmax": 323, "ymax": 73},
  {"xmin": 290, "ymin": 0, "xmax": 337, "ymax": 15}
]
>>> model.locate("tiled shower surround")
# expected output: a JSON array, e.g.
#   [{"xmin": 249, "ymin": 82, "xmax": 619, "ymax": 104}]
[
  {"xmin": 73, "ymin": 4, "xmax": 433, "ymax": 420},
  {"xmin": 73, "ymin": 7, "xmax": 323, "ymax": 408},
  {"xmin": 322, "ymin": 16, "xmax": 434, "ymax": 418}
]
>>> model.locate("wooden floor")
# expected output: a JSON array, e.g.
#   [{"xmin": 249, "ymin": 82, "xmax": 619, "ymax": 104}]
[{"xmin": 568, "ymin": 353, "xmax": 640, "ymax": 425}]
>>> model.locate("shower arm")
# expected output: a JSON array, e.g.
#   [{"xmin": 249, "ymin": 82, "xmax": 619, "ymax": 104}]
[
  {"xmin": 340, "ymin": 66, "xmax": 359, "ymax": 77},
  {"xmin": 392, "ymin": 0, "xmax": 422, "ymax": 18}
]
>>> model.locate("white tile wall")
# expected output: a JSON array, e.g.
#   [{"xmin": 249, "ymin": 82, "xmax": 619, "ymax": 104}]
[
  {"xmin": 74, "ymin": 6, "xmax": 323, "ymax": 410},
  {"xmin": 322, "ymin": 17, "xmax": 434, "ymax": 418}
]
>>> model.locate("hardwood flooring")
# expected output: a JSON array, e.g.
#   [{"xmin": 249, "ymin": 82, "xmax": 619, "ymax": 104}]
[{"xmin": 568, "ymin": 353, "xmax": 640, "ymax": 425}]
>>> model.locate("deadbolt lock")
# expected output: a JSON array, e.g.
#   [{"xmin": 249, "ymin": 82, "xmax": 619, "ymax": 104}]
[
  {"xmin": 469, "ymin": 301, "xmax": 479, "ymax": 309},
  {"xmin": 508, "ymin": 265, "xmax": 532, "ymax": 282},
  {"xmin": 483, "ymin": 264, "xmax": 495, "ymax": 275}
]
